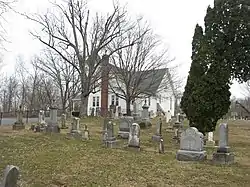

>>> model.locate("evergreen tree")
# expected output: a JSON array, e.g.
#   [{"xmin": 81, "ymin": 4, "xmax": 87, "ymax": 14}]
[
  {"xmin": 180, "ymin": 25, "xmax": 205, "ymax": 121},
  {"xmin": 208, "ymin": 0, "xmax": 250, "ymax": 82}
]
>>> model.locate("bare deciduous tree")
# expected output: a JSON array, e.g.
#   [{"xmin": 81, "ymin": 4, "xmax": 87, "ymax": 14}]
[
  {"xmin": 32, "ymin": 49, "xmax": 80, "ymax": 112},
  {"xmin": 109, "ymin": 19, "xmax": 174, "ymax": 115},
  {"xmin": 24, "ymin": 0, "xmax": 142, "ymax": 116}
]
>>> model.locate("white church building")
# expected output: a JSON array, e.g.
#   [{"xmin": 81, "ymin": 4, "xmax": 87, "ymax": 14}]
[{"xmin": 72, "ymin": 55, "xmax": 178, "ymax": 118}]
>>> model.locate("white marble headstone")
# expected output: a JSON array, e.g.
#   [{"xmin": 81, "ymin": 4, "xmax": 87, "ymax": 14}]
[
  {"xmin": 128, "ymin": 123, "xmax": 140, "ymax": 147},
  {"xmin": 166, "ymin": 111, "xmax": 171, "ymax": 123},
  {"xmin": 208, "ymin": 132, "xmax": 214, "ymax": 142},
  {"xmin": 180, "ymin": 127, "xmax": 204, "ymax": 151},
  {"xmin": 219, "ymin": 123, "xmax": 228, "ymax": 148}
]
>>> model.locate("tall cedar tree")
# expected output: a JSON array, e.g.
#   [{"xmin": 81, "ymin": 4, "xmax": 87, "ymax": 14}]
[
  {"xmin": 180, "ymin": 24, "xmax": 208, "ymax": 127},
  {"xmin": 181, "ymin": 3, "xmax": 234, "ymax": 134}
]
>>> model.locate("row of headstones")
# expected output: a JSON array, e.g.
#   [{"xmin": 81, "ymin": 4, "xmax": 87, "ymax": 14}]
[
  {"xmin": 102, "ymin": 118, "xmax": 164, "ymax": 153},
  {"xmin": 177, "ymin": 123, "xmax": 234, "ymax": 164},
  {"xmin": 105, "ymin": 116, "xmax": 234, "ymax": 164},
  {"xmin": 33, "ymin": 110, "xmax": 90, "ymax": 140}
]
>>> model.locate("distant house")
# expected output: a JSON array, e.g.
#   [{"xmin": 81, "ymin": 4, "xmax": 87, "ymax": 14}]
[{"xmin": 72, "ymin": 55, "xmax": 178, "ymax": 118}]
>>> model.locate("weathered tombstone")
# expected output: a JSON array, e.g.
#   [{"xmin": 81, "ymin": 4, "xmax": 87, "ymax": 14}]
[
  {"xmin": 61, "ymin": 114, "xmax": 68, "ymax": 129},
  {"xmin": 45, "ymin": 100, "xmax": 60, "ymax": 133},
  {"xmin": 102, "ymin": 118, "xmax": 111, "ymax": 141},
  {"xmin": 12, "ymin": 105, "xmax": 25, "ymax": 130},
  {"xmin": 139, "ymin": 103, "xmax": 152, "ymax": 128},
  {"xmin": 0, "ymin": 165, "xmax": 20, "ymax": 187},
  {"xmin": 104, "ymin": 121, "xmax": 117, "ymax": 148},
  {"xmin": 212, "ymin": 123, "xmax": 234, "ymax": 164},
  {"xmin": 176, "ymin": 127, "xmax": 207, "ymax": 161},
  {"xmin": 83, "ymin": 124, "xmax": 90, "ymax": 140},
  {"xmin": 206, "ymin": 131, "xmax": 215, "ymax": 146},
  {"xmin": 118, "ymin": 116, "xmax": 134, "ymax": 139},
  {"xmin": 128, "ymin": 123, "xmax": 140, "ymax": 150},
  {"xmin": 34, "ymin": 110, "xmax": 46, "ymax": 132},
  {"xmin": 152, "ymin": 118, "xmax": 162, "ymax": 142},
  {"xmin": 159, "ymin": 138, "xmax": 164, "ymax": 154},
  {"xmin": 71, "ymin": 117, "xmax": 81, "ymax": 134},
  {"xmin": 173, "ymin": 117, "xmax": 183, "ymax": 142}
]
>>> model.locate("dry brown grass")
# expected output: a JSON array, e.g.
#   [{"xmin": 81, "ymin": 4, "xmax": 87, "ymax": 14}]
[{"xmin": 0, "ymin": 118, "xmax": 249, "ymax": 187}]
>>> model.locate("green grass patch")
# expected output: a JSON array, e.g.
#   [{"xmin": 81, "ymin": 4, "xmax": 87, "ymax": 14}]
[{"xmin": 0, "ymin": 119, "xmax": 249, "ymax": 186}]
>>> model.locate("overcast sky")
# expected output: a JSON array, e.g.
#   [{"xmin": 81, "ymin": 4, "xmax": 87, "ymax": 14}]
[{"xmin": 0, "ymin": 0, "xmax": 246, "ymax": 98}]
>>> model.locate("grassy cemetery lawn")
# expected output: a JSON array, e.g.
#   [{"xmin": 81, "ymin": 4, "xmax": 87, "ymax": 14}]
[{"xmin": 0, "ymin": 118, "xmax": 250, "ymax": 186}]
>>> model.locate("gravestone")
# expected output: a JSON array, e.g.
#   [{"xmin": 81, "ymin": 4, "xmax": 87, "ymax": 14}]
[
  {"xmin": 83, "ymin": 124, "xmax": 90, "ymax": 140},
  {"xmin": 212, "ymin": 123, "xmax": 234, "ymax": 164},
  {"xmin": 152, "ymin": 118, "xmax": 163, "ymax": 142},
  {"xmin": 166, "ymin": 110, "xmax": 171, "ymax": 123},
  {"xmin": 104, "ymin": 121, "xmax": 117, "ymax": 148},
  {"xmin": 61, "ymin": 114, "xmax": 68, "ymax": 129},
  {"xmin": 45, "ymin": 101, "xmax": 60, "ymax": 133},
  {"xmin": 12, "ymin": 105, "xmax": 25, "ymax": 130},
  {"xmin": 38, "ymin": 110, "xmax": 46, "ymax": 125},
  {"xmin": 173, "ymin": 117, "xmax": 183, "ymax": 142},
  {"xmin": 176, "ymin": 113, "xmax": 180, "ymax": 123},
  {"xmin": 0, "ymin": 165, "xmax": 20, "ymax": 187},
  {"xmin": 69, "ymin": 117, "xmax": 81, "ymax": 137},
  {"xmin": 206, "ymin": 131, "xmax": 215, "ymax": 146},
  {"xmin": 139, "ymin": 103, "xmax": 152, "ymax": 128},
  {"xmin": 34, "ymin": 110, "xmax": 46, "ymax": 132},
  {"xmin": 102, "ymin": 118, "xmax": 111, "ymax": 142},
  {"xmin": 159, "ymin": 138, "xmax": 164, "ymax": 154},
  {"xmin": 118, "ymin": 116, "xmax": 134, "ymax": 139},
  {"xmin": 176, "ymin": 127, "xmax": 207, "ymax": 161},
  {"xmin": 128, "ymin": 123, "xmax": 140, "ymax": 150}
]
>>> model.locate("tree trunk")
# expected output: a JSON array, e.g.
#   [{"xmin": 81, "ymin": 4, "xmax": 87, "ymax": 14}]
[
  {"xmin": 80, "ymin": 93, "xmax": 88, "ymax": 117},
  {"xmin": 126, "ymin": 99, "xmax": 131, "ymax": 116}
]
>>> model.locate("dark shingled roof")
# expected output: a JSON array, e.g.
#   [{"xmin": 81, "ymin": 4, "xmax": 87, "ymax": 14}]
[
  {"xmin": 108, "ymin": 62, "xmax": 168, "ymax": 96},
  {"xmin": 135, "ymin": 68, "xmax": 167, "ymax": 96}
]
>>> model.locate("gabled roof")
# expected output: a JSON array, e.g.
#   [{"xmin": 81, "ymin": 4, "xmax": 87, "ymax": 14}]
[
  {"xmin": 108, "ymin": 62, "xmax": 168, "ymax": 96},
  {"xmin": 135, "ymin": 68, "xmax": 167, "ymax": 96}
]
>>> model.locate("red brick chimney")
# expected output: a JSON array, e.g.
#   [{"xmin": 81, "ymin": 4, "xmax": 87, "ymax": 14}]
[{"xmin": 101, "ymin": 54, "xmax": 109, "ymax": 117}]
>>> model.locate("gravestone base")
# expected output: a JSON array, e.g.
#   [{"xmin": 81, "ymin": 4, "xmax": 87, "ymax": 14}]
[
  {"xmin": 152, "ymin": 135, "xmax": 162, "ymax": 142},
  {"xmin": 205, "ymin": 140, "xmax": 215, "ymax": 147},
  {"xmin": 176, "ymin": 150, "xmax": 207, "ymax": 161},
  {"xmin": 68, "ymin": 131, "xmax": 83, "ymax": 139},
  {"xmin": 118, "ymin": 131, "xmax": 129, "ymax": 139},
  {"xmin": 127, "ymin": 145, "xmax": 140, "ymax": 151},
  {"xmin": 45, "ymin": 124, "xmax": 60, "ymax": 133},
  {"xmin": 105, "ymin": 140, "xmax": 117, "ymax": 148},
  {"xmin": 12, "ymin": 122, "xmax": 25, "ymax": 130},
  {"xmin": 61, "ymin": 126, "xmax": 69, "ymax": 129},
  {"xmin": 212, "ymin": 152, "xmax": 234, "ymax": 165}
]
